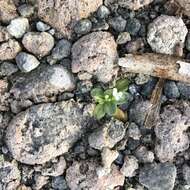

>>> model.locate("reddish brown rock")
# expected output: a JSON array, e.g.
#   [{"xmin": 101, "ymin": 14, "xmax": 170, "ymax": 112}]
[{"xmin": 38, "ymin": 0, "xmax": 102, "ymax": 39}]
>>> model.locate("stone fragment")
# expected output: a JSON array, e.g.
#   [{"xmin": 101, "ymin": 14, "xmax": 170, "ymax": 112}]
[
  {"xmin": 155, "ymin": 101, "xmax": 190, "ymax": 162},
  {"xmin": 22, "ymin": 32, "xmax": 54, "ymax": 57},
  {"xmin": 147, "ymin": 15, "xmax": 188, "ymax": 54},
  {"xmin": 139, "ymin": 163, "xmax": 176, "ymax": 190},
  {"xmin": 0, "ymin": 39, "xmax": 21, "ymax": 61},
  {"xmin": 72, "ymin": 31, "xmax": 118, "ymax": 83},
  {"xmin": 6, "ymin": 100, "xmax": 90, "ymax": 164},
  {"xmin": 7, "ymin": 17, "xmax": 29, "ymax": 38},
  {"xmin": 105, "ymin": 0, "xmax": 153, "ymax": 10},
  {"xmin": 10, "ymin": 64, "xmax": 75, "ymax": 102},
  {"xmin": 0, "ymin": 0, "xmax": 18, "ymax": 23},
  {"xmin": 38, "ymin": 0, "xmax": 102, "ymax": 39},
  {"xmin": 88, "ymin": 119, "xmax": 126, "ymax": 150}
]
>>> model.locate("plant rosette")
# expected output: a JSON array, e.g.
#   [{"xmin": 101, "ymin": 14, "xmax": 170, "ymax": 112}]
[{"xmin": 91, "ymin": 78, "xmax": 129, "ymax": 122}]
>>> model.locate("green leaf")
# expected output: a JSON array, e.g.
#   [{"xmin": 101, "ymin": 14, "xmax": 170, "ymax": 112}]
[
  {"xmin": 91, "ymin": 88, "xmax": 104, "ymax": 103},
  {"xmin": 104, "ymin": 89, "xmax": 113, "ymax": 96},
  {"xmin": 91, "ymin": 88, "xmax": 104, "ymax": 97},
  {"xmin": 115, "ymin": 78, "xmax": 129, "ymax": 92},
  {"xmin": 93, "ymin": 104, "xmax": 105, "ymax": 119},
  {"xmin": 104, "ymin": 101, "xmax": 117, "ymax": 116}
]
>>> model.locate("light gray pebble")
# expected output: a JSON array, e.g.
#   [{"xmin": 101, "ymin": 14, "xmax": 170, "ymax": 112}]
[
  {"xmin": 127, "ymin": 122, "xmax": 141, "ymax": 140},
  {"xmin": 135, "ymin": 146, "xmax": 154, "ymax": 163},
  {"xmin": 135, "ymin": 74, "xmax": 150, "ymax": 85},
  {"xmin": 74, "ymin": 19, "xmax": 92, "ymax": 35},
  {"xmin": 36, "ymin": 21, "xmax": 51, "ymax": 32},
  {"xmin": 18, "ymin": 4, "xmax": 34, "ymax": 17},
  {"xmin": 7, "ymin": 17, "xmax": 29, "ymax": 38},
  {"xmin": 16, "ymin": 52, "xmax": 40, "ymax": 72},
  {"xmin": 116, "ymin": 32, "xmax": 131, "ymax": 44}
]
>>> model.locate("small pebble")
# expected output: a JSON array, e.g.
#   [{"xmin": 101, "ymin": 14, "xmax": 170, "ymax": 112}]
[
  {"xmin": 16, "ymin": 52, "xmax": 40, "ymax": 72},
  {"xmin": 116, "ymin": 32, "xmax": 131, "ymax": 44},
  {"xmin": 18, "ymin": 4, "xmax": 34, "ymax": 17},
  {"xmin": 108, "ymin": 16, "xmax": 127, "ymax": 32},
  {"xmin": 36, "ymin": 21, "xmax": 50, "ymax": 32},
  {"xmin": 127, "ymin": 122, "xmax": 141, "ymax": 140},
  {"xmin": 126, "ymin": 38, "xmax": 144, "ymax": 53},
  {"xmin": 164, "ymin": 81, "xmax": 180, "ymax": 99},
  {"xmin": 126, "ymin": 18, "xmax": 141, "ymax": 36},
  {"xmin": 0, "ymin": 62, "xmax": 18, "ymax": 76},
  {"xmin": 74, "ymin": 19, "xmax": 92, "ymax": 35},
  {"xmin": 7, "ymin": 17, "xmax": 29, "ymax": 38},
  {"xmin": 135, "ymin": 74, "xmax": 150, "ymax": 85},
  {"xmin": 97, "ymin": 5, "xmax": 110, "ymax": 19}
]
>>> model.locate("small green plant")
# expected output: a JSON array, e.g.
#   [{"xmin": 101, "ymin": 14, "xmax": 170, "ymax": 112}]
[{"xmin": 91, "ymin": 78, "xmax": 129, "ymax": 122}]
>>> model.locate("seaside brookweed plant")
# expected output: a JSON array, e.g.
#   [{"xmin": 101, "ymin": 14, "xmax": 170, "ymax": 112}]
[{"xmin": 91, "ymin": 78, "xmax": 129, "ymax": 122}]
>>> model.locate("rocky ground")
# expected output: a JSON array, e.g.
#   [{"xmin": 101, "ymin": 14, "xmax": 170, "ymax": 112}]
[{"xmin": 0, "ymin": 0, "xmax": 190, "ymax": 190}]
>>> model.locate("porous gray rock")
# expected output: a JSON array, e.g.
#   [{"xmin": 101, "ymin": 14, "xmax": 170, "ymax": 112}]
[
  {"xmin": 0, "ymin": 0, "xmax": 18, "ymax": 23},
  {"xmin": 74, "ymin": 18, "xmax": 92, "ymax": 35},
  {"xmin": 155, "ymin": 101, "xmax": 190, "ymax": 162},
  {"xmin": 22, "ymin": 32, "xmax": 54, "ymax": 57},
  {"xmin": 18, "ymin": 4, "xmax": 35, "ymax": 18},
  {"xmin": 7, "ymin": 17, "xmax": 29, "ymax": 38},
  {"xmin": 120, "ymin": 155, "xmax": 138, "ymax": 177},
  {"xmin": 38, "ymin": 0, "xmax": 102, "ymax": 39},
  {"xmin": 6, "ymin": 100, "xmax": 91, "ymax": 164},
  {"xmin": 16, "ymin": 52, "xmax": 40, "ymax": 72},
  {"xmin": 139, "ymin": 163, "xmax": 176, "ymax": 190},
  {"xmin": 127, "ymin": 122, "xmax": 141, "ymax": 140},
  {"xmin": 0, "ymin": 62, "xmax": 18, "ymax": 76},
  {"xmin": 129, "ymin": 100, "xmax": 151, "ymax": 126},
  {"xmin": 135, "ymin": 146, "xmax": 154, "ymax": 163},
  {"xmin": 72, "ymin": 31, "xmax": 118, "ymax": 83},
  {"xmin": 0, "ymin": 160, "xmax": 21, "ymax": 190},
  {"xmin": 104, "ymin": 0, "xmax": 153, "ymax": 10},
  {"xmin": 66, "ymin": 160, "xmax": 124, "ymax": 190},
  {"xmin": 0, "ymin": 39, "xmax": 21, "ymax": 61},
  {"xmin": 34, "ymin": 156, "xmax": 66, "ymax": 177},
  {"xmin": 10, "ymin": 64, "xmax": 75, "ymax": 102},
  {"xmin": 147, "ymin": 15, "xmax": 188, "ymax": 54},
  {"xmin": 88, "ymin": 119, "xmax": 126, "ymax": 150}
]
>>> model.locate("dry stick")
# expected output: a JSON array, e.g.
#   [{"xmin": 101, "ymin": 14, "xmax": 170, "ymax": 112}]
[
  {"xmin": 119, "ymin": 52, "xmax": 190, "ymax": 128},
  {"xmin": 118, "ymin": 53, "xmax": 190, "ymax": 84}
]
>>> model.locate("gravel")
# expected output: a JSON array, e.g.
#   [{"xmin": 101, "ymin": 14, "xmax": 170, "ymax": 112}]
[
  {"xmin": 72, "ymin": 31, "xmax": 118, "ymax": 83},
  {"xmin": 88, "ymin": 119, "xmax": 126, "ymax": 150},
  {"xmin": 22, "ymin": 32, "xmax": 54, "ymax": 57},
  {"xmin": 7, "ymin": 17, "xmax": 29, "ymax": 38},
  {"xmin": 139, "ymin": 163, "xmax": 176, "ymax": 190},
  {"xmin": 0, "ymin": 39, "xmax": 21, "ymax": 61},
  {"xmin": 0, "ymin": 62, "xmax": 18, "ymax": 76},
  {"xmin": 97, "ymin": 5, "xmax": 110, "ymax": 19},
  {"xmin": 16, "ymin": 52, "xmax": 40, "ymax": 72},
  {"xmin": 147, "ymin": 15, "xmax": 188, "ymax": 54},
  {"xmin": 116, "ymin": 32, "xmax": 131, "ymax": 44},
  {"xmin": 36, "ymin": 21, "xmax": 51, "ymax": 32},
  {"xmin": 74, "ymin": 19, "xmax": 92, "ymax": 35},
  {"xmin": 120, "ymin": 155, "xmax": 139, "ymax": 177},
  {"xmin": 155, "ymin": 101, "xmax": 190, "ymax": 162},
  {"xmin": 108, "ymin": 16, "xmax": 127, "ymax": 32},
  {"xmin": 38, "ymin": 0, "xmax": 102, "ymax": 39},
  {"xmin": 164, "ymin": 81, "xmax": 180, "ymax": 99},
  {"xmin": 0, "ymin": 26, "xmax": 11, "ymax": 42},
  {"xmin": 6, "ymin": 100, "xmax": 91, "ymax": 164},
  {"xmin": 126, "ymin": 18, "xmax": 141, "ymax": 36}
]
